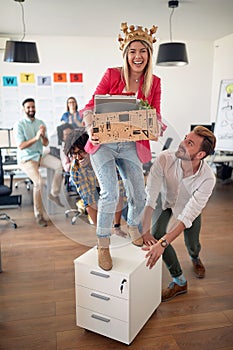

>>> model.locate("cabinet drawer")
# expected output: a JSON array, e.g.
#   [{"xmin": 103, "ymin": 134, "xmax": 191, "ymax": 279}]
[
  {"xmin": 75, "ymin": 263, "xmax": 129, "ymax": 299},
  {"xmin": 76, "ymin": 285, "xmax": 128, "ymax": 321},
  {"xmin": 77, "ymin": 306, "xmax": 129, "ymax": 344}
]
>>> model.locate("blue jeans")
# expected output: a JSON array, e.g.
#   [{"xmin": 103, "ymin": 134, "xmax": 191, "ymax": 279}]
[{"xmin": 90, "ymin": 142, "xmax": 146, "ymax": 238}]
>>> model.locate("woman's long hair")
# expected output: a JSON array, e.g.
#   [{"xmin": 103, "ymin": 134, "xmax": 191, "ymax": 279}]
[
  {"xmin": 66, "ymin": 96, "xmax": 78, "ymax": 112},
  {"xmin": 121, "ymin": 40, "xmax": 153, "ymax": 98}
]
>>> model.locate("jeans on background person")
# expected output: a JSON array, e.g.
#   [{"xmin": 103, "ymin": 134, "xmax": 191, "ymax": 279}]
[{"xmin": 90, "ymin": 142, "xmax": 146, "ymax": 239}]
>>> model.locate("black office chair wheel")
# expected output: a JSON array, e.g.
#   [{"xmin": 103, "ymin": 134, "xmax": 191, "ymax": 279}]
[
  {"xmin": 12, "ymin": 223, "xmax": 17, "ymax": 229},
  {"xmin": 15, "ymin": 184, "xmax": 18, "ymax": 189}
]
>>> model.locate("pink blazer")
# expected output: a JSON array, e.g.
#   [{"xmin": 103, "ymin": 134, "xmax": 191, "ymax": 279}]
[{"xmin": 80, "ymin": 67, "xmax": 165, "ymax": 163}]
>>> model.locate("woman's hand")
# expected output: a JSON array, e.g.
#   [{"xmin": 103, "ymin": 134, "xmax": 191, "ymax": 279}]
[
  {"xmin": 89, "ymin": 133, "xmax": 100, "ymax": 145},
  {"xmin": 83, "ymin": 110, "xmax": 99, "ymax": 145}
]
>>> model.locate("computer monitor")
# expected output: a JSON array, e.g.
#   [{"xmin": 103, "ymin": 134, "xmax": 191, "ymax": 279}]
[{"xmin": 190, "ymin": 123, "xmax": 215, "ymax": 132}]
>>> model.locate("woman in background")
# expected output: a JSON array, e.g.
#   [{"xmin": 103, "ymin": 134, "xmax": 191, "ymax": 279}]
[{"xmin": 61, "ymin": 96, "xmax": 82, "ymax": 128}]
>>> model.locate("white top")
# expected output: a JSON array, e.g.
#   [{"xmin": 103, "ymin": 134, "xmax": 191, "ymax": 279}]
[{"xmin": 145, "ymin": 150, "xmax": 216, "ymax": 228}]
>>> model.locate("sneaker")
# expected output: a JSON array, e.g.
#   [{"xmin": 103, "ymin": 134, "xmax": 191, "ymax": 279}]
[
  {"xmin": 192, "ymin": 258, "xmax": 205, "ymax": 278},
  {"xmin": 36, "ymin": 215, "xmax": 48, "ymax": 227},
  {"xmin": 48, "ymin": 194, "xmax": 64, "ymax": 207},
  {"xmin": 162, "ymin": 282, "xmax": 188, "ymax": 302}
]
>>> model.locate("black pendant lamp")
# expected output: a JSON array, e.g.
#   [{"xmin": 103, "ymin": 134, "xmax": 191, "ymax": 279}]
[
  {"xmin": 3, "ymin": 0, "xmax": 39, "ymax": 63},
  {"xmin": 4, "ymin": 40, "xmax": 39, "ymax": 63},
  {"xmin": 156, "ymin": 0, "xmax": 188, "ymax": 67}
]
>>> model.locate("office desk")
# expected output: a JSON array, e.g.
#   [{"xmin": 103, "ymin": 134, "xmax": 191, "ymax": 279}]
[
  {"xmin": 206, "ymin": 155, "xmax": 233, "ymax": 163},
  {"xmin": 3, "ymin": 163, "xmax": 28, "ymax": 179},
  {"xmin": 206, "ymin": 154, "xmax": 233, "ymax": 182}
]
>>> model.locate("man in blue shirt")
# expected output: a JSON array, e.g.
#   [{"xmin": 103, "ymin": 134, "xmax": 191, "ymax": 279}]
[{"xmin": 14, "ymin": 98, "xmax": 64, "ymax": 227}]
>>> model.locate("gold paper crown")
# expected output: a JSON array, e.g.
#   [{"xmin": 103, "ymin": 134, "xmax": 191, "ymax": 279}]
[{"xmin": 118, "ymin": 22, "xmax": 158, "ymax": 51}]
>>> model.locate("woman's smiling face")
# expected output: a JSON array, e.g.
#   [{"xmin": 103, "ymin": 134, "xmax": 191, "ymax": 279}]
[{"xmin": 127, "ymin": 41, "xmax": 149, "ymax": 74}]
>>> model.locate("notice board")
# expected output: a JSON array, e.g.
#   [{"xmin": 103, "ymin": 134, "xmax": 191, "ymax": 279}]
[{"xmin": 215, "ymin": 79, "xmax": 233, "ymax": 151}]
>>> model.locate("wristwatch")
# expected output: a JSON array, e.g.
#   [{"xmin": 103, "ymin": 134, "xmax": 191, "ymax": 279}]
[{"xmin": 158, "ymin": 238, "xmax": 169, "ymax": 248}]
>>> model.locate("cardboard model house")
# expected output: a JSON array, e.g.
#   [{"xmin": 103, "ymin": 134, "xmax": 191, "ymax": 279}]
[{"xmin": 93, "ymin": 95, "xmax": 159, "ymax": 143}]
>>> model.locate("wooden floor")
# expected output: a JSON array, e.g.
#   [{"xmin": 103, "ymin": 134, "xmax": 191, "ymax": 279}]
[{"xmin": 0, "ymin": 180, "xmax": 233, "ymax": 350}]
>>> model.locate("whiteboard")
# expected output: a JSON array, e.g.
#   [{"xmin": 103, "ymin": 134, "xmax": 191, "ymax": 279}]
[{"xmin": 215, "ymin": 79, "xmax": 233, "ymax": 151}]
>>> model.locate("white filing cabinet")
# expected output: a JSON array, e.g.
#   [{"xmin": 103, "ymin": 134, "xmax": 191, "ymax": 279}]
[{"xmin": 74, "ymin": 235, "xmax": 162, "ymax": 345}]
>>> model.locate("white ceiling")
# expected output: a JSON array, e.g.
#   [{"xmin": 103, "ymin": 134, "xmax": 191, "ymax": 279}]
[{"xmin": 0, "ymin": 0, "xmax": 233, "ymax": 42}]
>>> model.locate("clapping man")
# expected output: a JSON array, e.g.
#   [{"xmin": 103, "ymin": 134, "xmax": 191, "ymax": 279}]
[{"xmin": 14, "ymin": 98, "xmax": 64, "ymax": 227}]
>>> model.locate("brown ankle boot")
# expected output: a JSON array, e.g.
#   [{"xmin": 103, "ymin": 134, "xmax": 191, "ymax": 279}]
[
  {"xmin": 97, "ymin": 238, "xmax": 112, "ymax": 271},
  {"xmin": 128, "ymin": 226, "xmax": 143, "ymax": 247}
]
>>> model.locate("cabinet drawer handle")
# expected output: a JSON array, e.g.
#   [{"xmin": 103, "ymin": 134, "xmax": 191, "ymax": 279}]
[
  {"xmin": 90, "ymin": 292, "xmax": 110, "ymax": 301},
  {"xmin": 90, "ymin": 270, "xmax": 110, "ymax": 278},
  {"xmin": 91, "ymin": 314, "xmax": 110, "ymax": 323}
]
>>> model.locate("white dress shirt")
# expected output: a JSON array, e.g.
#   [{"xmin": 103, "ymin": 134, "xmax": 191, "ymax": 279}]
[{"xmin": 145, "ymin": 150, "xmax": 216, "ymax": 228}]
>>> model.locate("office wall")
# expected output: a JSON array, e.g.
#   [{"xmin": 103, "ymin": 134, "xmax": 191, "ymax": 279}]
[
  {"xmin": 211, "ymin": 33, "xmax": 233, "ymax": 122},
  {"xmin": 0, "ymin": 34, "xmax": 230, "ymax": 150}
]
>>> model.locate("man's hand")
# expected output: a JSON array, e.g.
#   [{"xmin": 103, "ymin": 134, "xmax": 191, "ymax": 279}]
[
  {"xmin": 39, "ymin": 125, "xmax": 46, "ymax": 137},
  {"xmin": 142, "ymin": 232, "xmax": 157, "ymax": 246},
  {"xmin": 35, "ymin": 125, "xmax": 46, "ymax": 140},
  {"xmin": 142, "ymin": 243, "xmax": 164, "ymax": 269},
  {"xmin": 35, "ymin": 129, "xmax": 42, "ymax": 141}
]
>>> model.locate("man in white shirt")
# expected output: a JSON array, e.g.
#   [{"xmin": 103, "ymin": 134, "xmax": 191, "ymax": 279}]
[{"xmin": 142, "ymin": 125, "xmax": 216, "ymax": 301}]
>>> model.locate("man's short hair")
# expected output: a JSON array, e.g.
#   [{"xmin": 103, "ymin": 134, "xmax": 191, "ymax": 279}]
[
  {"xmin": 193, "ymin": 125, "xmax": 216, "ymax": 157},
  {"xmin": 22, "ymin": 98, "xmax": 35, "ymax": 106}
]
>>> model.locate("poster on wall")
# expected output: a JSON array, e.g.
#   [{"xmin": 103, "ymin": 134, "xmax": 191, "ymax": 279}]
[
  {"xmin": 0, "ymin": 72, "xmax": 85, "ymax": 136},
  {"xmin": 215, "ymin": 79, "xmax": 233, "ymax": 151}
]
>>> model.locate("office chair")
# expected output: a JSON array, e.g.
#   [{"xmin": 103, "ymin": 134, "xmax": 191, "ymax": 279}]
[
  {"xmin": 0, "ymin": 164, "xmax": 17, "ymax": 229},
  {"xmin": 0, "ymin": 129, "xmax": 22, "ymax": 209},
  {"xmin": 0, "ymin": 212, "xmax": 17, "ymax": 228},
  {"xmin": 0, "ymin": 155, "xmax": 19, "ymax": 229},
  {"xmin": 143, "ymin": 138, "xmax": 173, "ymax": 176},
  {"xmin": 64, "ymin": 173, "xmax": 95, "ymax": 225},
  {"xmin": 0, "ymin": 169, "xmax": 18, "ymax": 228},
  {"xmin": 63, "ymin": 172, "xmax": 81, "ymax": 224},
  {"xmin": 57, "ymin": 124, "xmax": 89, "ymax": 225},
  {"xmin": 15, "ymin": 178, "xmax": 33, "ymax": 191},
  {"xmin": 0, "ymin": 129, "xmax": 21, "ymax": 229},
  {"xmin": 65, "ymin": 198, "xmax": 83, "ymax": 225}
]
